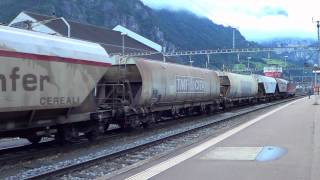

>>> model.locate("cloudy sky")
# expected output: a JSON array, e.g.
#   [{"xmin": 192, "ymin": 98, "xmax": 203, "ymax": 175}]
[{"xmin": 141, "ymin": 0, "xmax": 320, "ymax": 41}]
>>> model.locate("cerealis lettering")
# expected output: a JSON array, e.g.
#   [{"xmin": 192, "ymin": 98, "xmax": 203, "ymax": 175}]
[
  {"xmin": 0, "ymin": 67, "xmax": 50, "ymax": 91},
  {"xmin": 40, "ymin": 96, "xmax": 80, "ymax": 106}
]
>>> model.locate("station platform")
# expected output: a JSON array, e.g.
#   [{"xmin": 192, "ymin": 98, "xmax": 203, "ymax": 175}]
[{"xmin": 115, "ymin": 97, "xmax": 320, "ymax": 180}]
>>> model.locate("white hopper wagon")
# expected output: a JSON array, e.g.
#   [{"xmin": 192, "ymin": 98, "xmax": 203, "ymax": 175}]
[{"xmin": 0, "ymin": 25, "xmax": 112, "ymax": 143}]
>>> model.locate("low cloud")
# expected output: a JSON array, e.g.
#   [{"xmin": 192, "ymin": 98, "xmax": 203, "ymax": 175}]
[
  {"xmin": 141, "ymin": 0, "xmax": 315, "ymax": 41},
  {"xmin": 261, "ymin": 6, "xmax": 288, "ymax": 17}
]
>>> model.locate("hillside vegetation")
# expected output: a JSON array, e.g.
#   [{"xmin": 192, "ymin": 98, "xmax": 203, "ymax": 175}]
[{"xmin": 0, "ymin": 0, "xmax": 259, "ymax": 67}]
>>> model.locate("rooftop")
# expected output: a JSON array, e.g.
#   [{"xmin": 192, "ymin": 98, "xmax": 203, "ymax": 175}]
[{"xmin": 20, "ymin": 11, "xmax": 168, "ymax": 61}]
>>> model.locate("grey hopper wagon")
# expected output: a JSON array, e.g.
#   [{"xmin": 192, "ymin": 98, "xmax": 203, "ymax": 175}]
[{"xmin": 96, "ymin": 58, "xmax": 221, "ymax": 128}]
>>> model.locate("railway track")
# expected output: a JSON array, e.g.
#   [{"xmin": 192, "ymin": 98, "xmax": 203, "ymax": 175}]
[
  {"xmin": 6, "ymin": 96, "xmax": 302, "ymax": 180},
  {"xmin": 0, "ymin": 140, "xmax": 55, "ymax": 166},
  {"xmin": 0, "ymin": 98, "xmax": 280, "ymax": 165},
  {"xmin": 0, "ymin": 129, "xmax": 124, "ymax": 168}
]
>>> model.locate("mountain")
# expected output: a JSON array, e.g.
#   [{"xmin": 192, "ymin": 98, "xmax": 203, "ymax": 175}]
[
  {"xmin": 261, "ymin": 38, "xmax": 316, "ymax": 65},
  {"xmin": 155, "ymin": 10, "xmax": 253, "ymax": 50},
  {"xmin": 0, "ymin": 1, "xmax": 311, "ymax": 66},
  {"xmin": 261, "ymin": 38, "xmax": 315, "ymax": 49},
  {"xmin": 0, "ymin": 0, "xmax": 256, "ymax": 67}
]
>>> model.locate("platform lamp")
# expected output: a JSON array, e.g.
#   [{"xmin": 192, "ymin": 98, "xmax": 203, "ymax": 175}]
[{"xmin": 312, "ymin": 17, "xmax": 320, "ymax": 105}]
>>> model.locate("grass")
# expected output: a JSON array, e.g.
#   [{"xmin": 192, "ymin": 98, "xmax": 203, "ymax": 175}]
[
  {"xmin": 262, "ymin": 58, "xmax": 286, "ymax": 66},
  {"xmin": 233, "ymin": 63, "xmax": 246, "ymax": 71},
  {"xmin": 233, "ymin": 58, "xmax": 294, "ymax": 72}
]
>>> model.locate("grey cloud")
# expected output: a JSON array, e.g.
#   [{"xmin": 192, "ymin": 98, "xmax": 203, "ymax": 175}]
[{"xmin": 261, "ymin": 6, "xmax": 288, "ymax": 17}]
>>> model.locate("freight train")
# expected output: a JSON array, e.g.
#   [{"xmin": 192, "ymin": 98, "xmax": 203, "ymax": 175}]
[{"xmin": 0, "ymin": 25, "xmax": 295, "ymax": 143}]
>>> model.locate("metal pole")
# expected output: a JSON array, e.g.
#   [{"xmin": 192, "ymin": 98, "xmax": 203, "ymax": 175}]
[
  {"xmin": 232, "ymin": 28, "xmax": 235, "ymax": 49},
  {"xmin": 189, "ymin": 56, "xmax": 193, "ymax": 66},
  {"xmin": 121, "ymin": 33, "xmax": 125, "ymax": 56},
  {"xmin": 285, "ymin": 58, "xmax": 286, "ymax": 69},
  {"xmin": 122, "ymin": 36, "xmax": 124, "ymax": 56},
  {"xmin": 120, "ymin": 33, "xmax": 127, "ymax": 72},
  {"xmin": 60, "ymin": 17, "xmax": 71, "ymax": 38},
  {"xmin": 315, "ymin": 20, "xmax": 320, "ymax": 104},
  {"xmin": 302, "ymin": 67, "xmax": 304, "ymax": 83},
  {"xmin": 206, "ymin": 54, "xmax": 210, "ymax": 69},
  {"xmin": 317, "ymin": 21, "xmax": 320, "ymax": 100},
  {"xmin": 315, "ymin": 72, "xmax": 318, "ymax": 104},
  {"xmin": 318, "ymin": 21, "xmax": 320, "ymax": 66},
  {"xmin": 30, "ymin": 17, "xmax": 71, "ymax": 37},
  {"xmin": 284, "ymin": 56, "xmax": 288, "ymax": 70},
  {"xmin": 247, "ymin": 57, "xmax": 251, "ymax": 71},
  {"xmin": 162, "ymin": 46, "xmax": 166, "ymax": 63}
]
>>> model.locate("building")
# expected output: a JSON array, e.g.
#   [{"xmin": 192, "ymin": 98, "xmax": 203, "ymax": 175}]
[
  {"xmin": 263, "ymin": 66, "xmax": 283, "ymax": 78},
  {"xmin": 9, "ymin": 11, "xmax": 167, "ymax": 61}
]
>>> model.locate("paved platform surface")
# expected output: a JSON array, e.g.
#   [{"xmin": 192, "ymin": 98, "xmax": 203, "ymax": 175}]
[{"xmin": 114, "ymin": 97, "xmax": 320, "ymax": 180}]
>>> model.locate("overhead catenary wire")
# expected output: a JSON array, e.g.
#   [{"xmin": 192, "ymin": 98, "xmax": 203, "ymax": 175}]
[{"xmin": 122, "ymin": 46, "xmax": 319, "ymax": 57}]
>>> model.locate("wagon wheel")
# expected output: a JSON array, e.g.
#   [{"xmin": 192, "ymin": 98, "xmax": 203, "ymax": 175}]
[
  {"xmin": 104, "ymin": 123, "xmax": 110, "ymax": 133},
  {"xmin": 142, "ymin": 122, "xmax": 149, "ymax": 129},
  {"xmin": 119, "ymin": 117, "xmax": 134, "ymax": 131},
  {"xmin": 119, "ymin": 122, "xmax": 133, "ymax": 131},
  {"xmin": 26, "ymin": 136, "xmax": 42, "ymax": 144},
  {"xmin": 85, "ymin": 130, "xmax": 98, "ymax": 142},
  {"xmin": 153, "ymin": 112, "xmax": 162, "ymax": 122}
]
